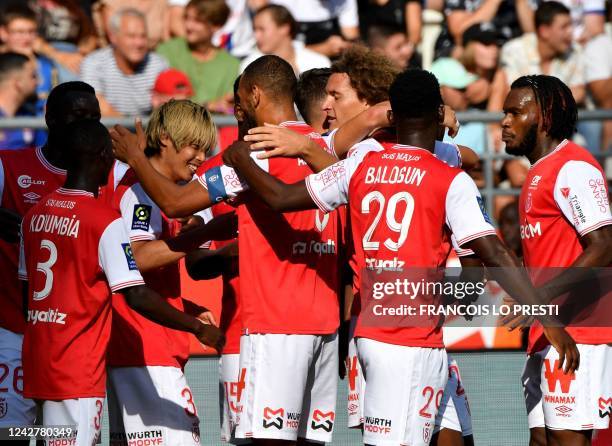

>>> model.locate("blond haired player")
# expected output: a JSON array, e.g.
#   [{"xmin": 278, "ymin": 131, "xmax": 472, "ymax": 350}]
[{"xmin": 105, "ymin": 100, "xmax": 229, "ymax": 445}]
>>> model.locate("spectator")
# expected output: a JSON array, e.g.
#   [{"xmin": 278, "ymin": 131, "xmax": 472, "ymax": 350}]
[
  {"xmin": 168, "ymin": 0, "xmax": 257, "ymax": 58},
  {"xmin": 240, "ymin": 5, "xmax": 330, "ymax": 75},
  {"xmin": 459, "ymin": 22, "xmax": 501, "ymax": 108},
  {"xmin": 549, "ymin": 0, "xmax": 606, "ymax": 43},
  {"xmin": 32, "ymin": 0, "xmax": 97, "ymax": 75},
  {"xmin": 0, "ymin": 3, "xmax": 64, "ymax": 115},
  {"xmin": 157, "ymin": 0, "xmax": 240, "ymax": 114},
  {"xmin": 431, "ymin": 57, "xmax": 488, "ymax": 155},
  {"xmin": 269, "ymin": 0, "xmax": 359, "ymax": 57},
  {"xmin": 0, "ymin": 52, "xmax": 45, "ymax": 150},
  {"xmin": 80, "ymin": 8, "xmax": 168, "ymax": 116},
  {"xmin": 434, "ymin": 0, "xmax": 535, "ymax": 59},
  {"xmin": 584, "ymin": 32, "xmax": 612, "ymax": 150},
  {"xmin": 92, "ymin": 0, "xmax": 170, "ymax": 49},
  {"xmin": 367, "ymin": 24, "xmax": 417, "ymax": 69},
  {"xmin": 358, "ymin": 0, "xmax": 423, "ymax": 54},
  {"xmin": 151, "ymin": 68, "xmax": 194, "ymax": 109}
]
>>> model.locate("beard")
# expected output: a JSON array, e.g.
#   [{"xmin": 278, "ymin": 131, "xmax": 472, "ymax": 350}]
[{"xmin": 505, "ymin": 123, "xmax": 538, "ymax": 157}]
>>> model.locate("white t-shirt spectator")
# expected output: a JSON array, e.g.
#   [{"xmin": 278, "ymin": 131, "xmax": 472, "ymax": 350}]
[
  {"xmin": 584, "ymin": 32, "xmax": 612, "ymax": 83},
  {"xmin": 270, "ymin": 0, "xmax": 358, "ymax": 28},
  {"xmin": 239, "ymin": 41, "xmax": 331, "ymax": 74},
  {"xmin": 80, "ymin": 47, "xmax": 168, "ymax": 116},
  {"xmin": 546, "ymin": 0, "xmax": 606, "ymax": 40}
]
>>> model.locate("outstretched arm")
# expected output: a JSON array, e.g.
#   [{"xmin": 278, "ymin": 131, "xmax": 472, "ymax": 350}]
[
  {"xmin": 110, "ymin": 121, "xmax": 213, "ymax": 217},
  {"xmin": 222, "ymin": 141, "xmax": 316, "ymax": 212}
]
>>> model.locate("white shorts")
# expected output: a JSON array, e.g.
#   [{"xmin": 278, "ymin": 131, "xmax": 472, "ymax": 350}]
[
  {"xmin": 346, "ymin": 319, "xmax": 365, "ymax": 428},
  {"xmin": 107, "ymin": 366, "xmax": 201, "ymax": 445},
  {"xmin": 433, "ymin": 355, "xmax": 473, "ymax": 436},
  {"xmin": 522, "ymin": 344, "xmax": 612, "ymax": 431},
  {"xmin": 0, "ymin": 327, "xmax": 35, "ymax": 427},
  {"xmin": 235, "ymin": 333, "xmax": 338, "ymax": 443},
  {"xmin": 219, "ymin": 354, "xmax": 250, "ymax": 444},
  {"xmin": 356, "ymin": 338, "xmax": 448, "ymax": 446},
  {"xmin": 42, "ymin": 397, "xmax": 103, "ymax": 446}
]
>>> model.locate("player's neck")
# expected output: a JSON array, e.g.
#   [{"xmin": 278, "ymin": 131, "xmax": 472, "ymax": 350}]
[
  {"xmin": 256, "ymin": 102, "xmax": 298, "ymax": 126},
  {"xmin": 149, "ymin": 156, "xmax": 175, "ymax": 183},
  {"xmin": 63, "ymin": 173, "xmax": 100, "ymax": 196},
  {"xmin": 41, "ymin": 136, "xmax": 69, "ymax": 170},
  {"xmin": 396, "ymin": 126, "xmax": 437, "ymax": 152},
  {"xmin": 530, "ymin": 136, "xmax": 564, "ymax": 164}
]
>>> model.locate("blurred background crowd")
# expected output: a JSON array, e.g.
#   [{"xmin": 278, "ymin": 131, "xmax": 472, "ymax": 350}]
[{"xmin": 0, "ymin": 0, "xmax": 610, "ymax": 217}]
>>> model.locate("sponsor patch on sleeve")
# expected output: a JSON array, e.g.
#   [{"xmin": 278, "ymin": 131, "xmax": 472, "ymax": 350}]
[
  {"xmin": 476, "ymin": 196, "xmax": 492, "ymax": 224},
  {"xmin": 132, "ymin": 204, "xmax": 152, "ymax": 230},
  {"xmin": 121, "ymin": 243, "xmax": 138, "ymax": 270}
]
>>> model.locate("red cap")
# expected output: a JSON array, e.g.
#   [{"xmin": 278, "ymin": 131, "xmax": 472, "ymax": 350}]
[{"xmin": 152, "ymin": 69, "xmax": 194, "ymax": 96}]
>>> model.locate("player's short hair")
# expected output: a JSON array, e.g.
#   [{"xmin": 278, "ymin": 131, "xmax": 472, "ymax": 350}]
[
  {"xmin": 331, "ymin": 45, "xmax": 399, "ymax": 105},
  {"xmin": 45, "ymin": 81, "xmax": 96, "ymax": 118},
  {"xmin": 367, "ymin": 24, "xmax": 405, "ymax": 49},
  {"xmin": 510, "ymin": 75, "xmax": 577, "ymax": 141},
  {"xmin": 241, "ymin": 55, "xmax": 297, "ymax": 103},
  {"xmin": 389, "ymin": 69, "xmax": 443, "ymax": 120},
  {"xmin": 186, "ymin": 0, "xmax": 230, "ymax": 27},
  {"xmin": 296, "ymin": 68, "xmax": 331, "ymax": 124},
  {"xmin": 146, "ymin": 99, "xmax": 217, "ymax": 157},
  {"xmin": 0, "ymin": 2, "xmax": 37, "ymax": 27},
  {"xmin": 64, "ymin": 119, "xmax": 112, "ymax": 165},
  {"xmin": 535, "ymin": 1, "xmax": 570, "ymax": 29},
  {"xmin": 0, "ymin": 52, "xmax": 30, "ymax": 84},
  {"xmin": 255, "ymin": 5, "xmax": 297, "ymax": 38}
]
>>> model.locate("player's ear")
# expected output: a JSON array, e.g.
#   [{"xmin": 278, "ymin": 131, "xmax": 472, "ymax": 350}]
[
  {"xmin": 160, "ymin": 133, "xmax": 174, "ymax": 152},
  {"xmin": 387, "ymin": 110, "xmax": 395, "ymax": 126},
  {"xmin": 437, "ymin": 105, "xmax": 445, "ymax": 124},
  {"xmin": 251, "ymin": 85, "xmax": 261, "ymax": 109}
]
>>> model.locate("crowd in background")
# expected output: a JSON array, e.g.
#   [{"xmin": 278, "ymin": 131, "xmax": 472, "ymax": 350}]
[{"xmin": 0, "ymin": 0, "xmax": 611, "ymax": 215}]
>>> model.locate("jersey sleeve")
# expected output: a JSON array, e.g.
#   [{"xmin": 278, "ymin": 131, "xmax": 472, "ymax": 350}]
[
  {"xmin": 305, "ymin": 149, "xmax": 367, "ymax": 213},
  {"xmin": 553, "ymin": 160, "xmax": 612, "ymax": 236},
  {"xmin": 434, "ymin": 141, "xmax": 462, "ymax": 168},
  {"xmin": 195, "ymin": 208, "xmax": 214, "ymax": 249},
  {"xmin": 118, "ymin": 184, "xmax": 163, "ymax": 242},
  {"xmin": 445, "ymin": 171, "xmax": 497, "ymax": 247},
  {"xmin": 451, "ymin": 233, "xmax": 475, "ymax": 257},
  {"xmin": 98, "ymin": 218, "xmax": 145, "ymax": 292},
  {"xmin": 196, "ymin": 152, "xmax": 269, "ymax": 202}
]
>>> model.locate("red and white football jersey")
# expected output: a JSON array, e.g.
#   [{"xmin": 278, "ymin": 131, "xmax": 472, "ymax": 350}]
[
  {"xmin": 200, "ymin": 201, "xmax": 241, "ymax": 355},
  {"xmin": 197, "ymin": 121, "xmax": 341, "ymax": 334},
  {"xmin": 306, "ymin": 142, "xmax": 496, "ymax": 347},
  {"xmin": 518, "ymin": 140, "xmax": 612, "ymax": 352},
  {"xmin": 105, "ymin": 162, "xmax": 190, "ymax": 369},
  {"xmin": 0, "ymin": 147, "xmax": 66, "ymax": 335},
  {"xmin": 19, "ymin": 188, "xmax": 144, "ymax": 399}
]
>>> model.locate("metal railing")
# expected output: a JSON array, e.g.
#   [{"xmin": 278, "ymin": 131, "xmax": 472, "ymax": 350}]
[{"xmin": 2, "ymin": 109, "xmax": 611, "ymax": 217}]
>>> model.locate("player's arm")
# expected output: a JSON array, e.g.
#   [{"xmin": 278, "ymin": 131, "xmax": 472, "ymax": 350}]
[
  {"xmin": 110, "ymin": 122, "xmax": 213, "ymax": 217},
  {"xmin": 221, "ymin": 141, "xmax": 317, "ymax": 212},
  {"xmin": 244, "ymin": 124, "xmax": 338, "ymax": 172},
  {"xmin": 122, "ymin": 285, "xmax": 224, "ymax": 351},
  {"xmin": 447, "ymin": 173, "xmax": 579, "ymax": 373},
  {"xmin": 132, "ymin": 211, "xmax": 237, "ymax": 272},
  {"xmin": 537, "ymin": 161, "xmax": 612, "ymax": 300},
  {"xmin": 186, "ymin": 241, "xmax": 238, "ymax": 280}
]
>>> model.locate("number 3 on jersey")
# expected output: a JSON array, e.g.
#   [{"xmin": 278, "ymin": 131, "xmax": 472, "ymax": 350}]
[
  {"xmin": 362, "ymin": 191, "xmax": 415, "ymax": 252},
  {"xmin": 33, "ymin": 239, "xmax": 58, "ymax": 301}
]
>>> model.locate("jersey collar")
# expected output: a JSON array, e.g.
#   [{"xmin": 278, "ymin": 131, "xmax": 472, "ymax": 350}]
[
  {"xmin": 36, "ymin": 147, "xmax": 67, "ymax": 175},
  {"xmin": 390, "ymin": 143, "xmax": 434, "ymax": 155},
  {"xmin": 57, "ymin": 187, "xmax": 94, "ymax": 197},
  {"xmin": 530, "ymin": 139, "xmax": 570, "ymax": 169}
]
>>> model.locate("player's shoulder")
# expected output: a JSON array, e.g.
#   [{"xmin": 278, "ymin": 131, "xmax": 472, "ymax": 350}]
[
  {"xmin": 538, "ymin": 140, "xmax": 601, "ymax": 174},
  {"xmin": 347, "ymin": 137, "xmax": 384, "ymax": 158},
  {"xmin": 0, "ymin": 146, "xmax": 37, "ymax": 164}
]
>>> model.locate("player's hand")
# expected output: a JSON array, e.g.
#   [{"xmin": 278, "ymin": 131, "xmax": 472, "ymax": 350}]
[
  {"xmin": 543, "ymin": 326, "xmax": 580, "ymax": 374},
  {"xmin": 0, "ymin": 207, "xmax": 22, "ymax": 243},
  {"xmin": 110, "ymin": 119, "xmax": 147, "ymax": 164},
  {"xmin": 442, "ymin": 105, "xmax": 460, "ymax": 138},
  {"xmin": 222, "ymin": 140, "xmax": 251, "ymax": 167},
  {"xmin": 195, "ymin": 322, "xmax": 225, "ymax": 353},
  {"xmin": 178, "ymin": 215, "xmax": 204, "ymax": 234},
  {"xmin": 195, "ymin": 309, "xmax": 217, "ymax": 326},
  {"xmin": 244, "ymin": 123, "xmax": 315, "ymax": 159},
  {"xmin": 500, "ymin": 296, "xmax": 534, "ymax": 330}
]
